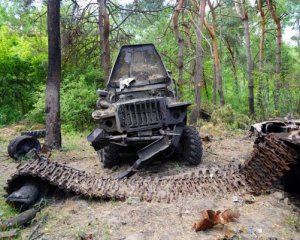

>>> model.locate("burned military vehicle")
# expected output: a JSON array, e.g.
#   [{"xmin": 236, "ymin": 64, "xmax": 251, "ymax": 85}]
[{"xmin": 87, "ymin": 44, "xmax": 203, "ymax": 178}]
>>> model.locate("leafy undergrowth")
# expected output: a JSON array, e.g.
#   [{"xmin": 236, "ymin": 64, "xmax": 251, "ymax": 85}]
[
  {"xmin": 192, "ymin": 105, "xmax": 254, "ymax": 135},
  {"xmin": 210, "ymin": 105, "xmax": 253, "ymax": 130}
]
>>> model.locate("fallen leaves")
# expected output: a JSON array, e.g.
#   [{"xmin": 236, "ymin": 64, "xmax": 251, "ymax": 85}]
[{"xmin": 192, "ymin": 209, "xmax": 240, "ymax": 232}]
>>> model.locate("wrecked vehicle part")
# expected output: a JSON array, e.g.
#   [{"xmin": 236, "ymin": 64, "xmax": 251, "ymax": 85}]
[
  {"xmin": 118, "ymin": 136, "xmax": 171, "ymax": 179},
  {"xmin": 87, "ymin": 44, "xmax": 201, "ymax": 178},
  {"xmin": 87, "ymin": 128, "xmax": 109, "ymax": 151},
  {"xmin": 250, "ymin": 120, "xmax": 300, "ymax": 194},
  {"xmin": 7, "ymin": 135, "xmax": 41, "ymax": 160},
  {"xmin": 21, "ymin": 129, "xmax": 46, "ymax": 139},
  {"xmin": 177, "ymin": 126, "xmax": 203, "ymax": 165},
  {"xmin": 119, "ymin": 77, "xmax": 136, "ymax": 92},
  {"xmin": 5, "ymin": 134, "xmax": 297, "ymax": 205},
  {"xmin": 250, "ymin": 120, "xmax": 300, "ymax": 137},
  {"xmin": 6, "ymin": 182, "xmax": 40, "ymax": 209}
]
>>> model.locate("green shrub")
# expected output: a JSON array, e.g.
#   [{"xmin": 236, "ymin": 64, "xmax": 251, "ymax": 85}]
[
  {"xmin": 210, "ymin": 105, "xmax": 252, "ymax": 130},
  {"xmin": 211, "ymin": 105, "xmax": 235, "ymax": 125},
  {"xmin": 233, "ymin": 112, "xmax": 252, "ymax": 130},
  {"xmin": 60, "ymin": 74, "xmax": 97, "ymax": 131},
  {"xmin": 27, "ymin": 85, "xmax": 46, "ymax": 124},
  {"xmin": 28, "ymin": 72, "xmax": 101, "ymax": 131}
]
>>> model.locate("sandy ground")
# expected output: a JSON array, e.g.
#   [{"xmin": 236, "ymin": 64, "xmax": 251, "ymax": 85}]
[{"xmin": 0, "ymin": 126, "xmax": 299, "ymax": 240}]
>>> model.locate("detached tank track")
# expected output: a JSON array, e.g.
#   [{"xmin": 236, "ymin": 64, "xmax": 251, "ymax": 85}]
[
  {"xmin": 5, "ymin": 135, "xmax": 297, "ymax": 202},
  {"xmin": 21, "ymin": 129, "xmax": 46, "ymax": 139}
]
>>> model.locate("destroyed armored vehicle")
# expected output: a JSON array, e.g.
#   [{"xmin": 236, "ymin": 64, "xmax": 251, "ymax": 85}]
[{"xmin": 87, "ymin": 44, "xmax": 203, "ymax": 178}]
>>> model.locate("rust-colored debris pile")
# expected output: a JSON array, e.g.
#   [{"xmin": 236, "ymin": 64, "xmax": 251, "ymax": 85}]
[
  {"xmin": 5, "ymin": 133, "xmax": 298, "ymax": 202},
  {"xmin": 192, "ymin": 209, "xmax": 240, "ymax": 232}
]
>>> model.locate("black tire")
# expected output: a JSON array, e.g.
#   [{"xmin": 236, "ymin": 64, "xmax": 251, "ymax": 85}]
[
  {"xmin": 179, "ymin": 126, "xmax": 203, "ymax": 165},
  {"xmin": 98, "ymin": 144, "xmax": 120, "ymax": 168},
  {"xmin": 21, "ymin": 129, "xmax": 46, "ymax": 139},
  {"xmin": 8, "ymin": 135, "xmax": 41, "ymax": 160}
]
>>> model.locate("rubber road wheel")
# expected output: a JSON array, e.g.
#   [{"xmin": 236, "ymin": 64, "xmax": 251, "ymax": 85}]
[
  {"xmin": 99, "ymin": 144, "xmax": 120, "ymax": 168},
  {"xmin": 179, "ymin": 126, "xmax": 203, "ymax": 165},
  {"xmin": 8, "ymin": 135, "xmax": 41, "ymax": 160}
]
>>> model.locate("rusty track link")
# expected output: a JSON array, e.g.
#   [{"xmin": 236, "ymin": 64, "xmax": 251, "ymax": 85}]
[{"xmin": 5, "ymin": 135, "xmax": 297, "ymax": 202}]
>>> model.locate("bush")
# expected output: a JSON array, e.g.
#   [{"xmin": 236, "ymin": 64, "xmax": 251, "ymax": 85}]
[
  {"xmin": 27, "ymin": 85, "xmax": 46, "ymax": 124},
  {"xmin": 28, "ymin": 73, "xmax": 101, "ymax": 131},
  {"xmin": 211, "ymin": 105, "xmax": 235, "ymax": 126},
  {"xmin": 60, "ymin": 74, "xmax": 97, "ymax": 131},
  {"xmin": 211, "ymin": 105, "xmax": 252, "ymax": 130}
]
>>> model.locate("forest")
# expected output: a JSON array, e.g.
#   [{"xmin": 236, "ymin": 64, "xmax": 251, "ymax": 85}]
[{"xmin": 0, "ymin": 0, "xmax": 299, "ymax": 132}]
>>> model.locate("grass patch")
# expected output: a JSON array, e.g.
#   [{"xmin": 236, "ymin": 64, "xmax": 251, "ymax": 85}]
[
  {"xmin": 60, "ymin": 130, "xmax": 92, "ymax": 152},
  {"xmin": 102, "ymin": 224, "xmax": 111, "ymax": 240},
  {"xmin": 0, "ymin": 138, "xmax": 9, "ymax": 146},
  {"xmin": 286, "ymin": 214, "xmax": 300, "ymax": 229},
  {"xmin": 0, "ymin": 188, "xmax": 18, "ymax": 220},
  {"xmin": 110, "ymin": 197, "xmax": 117, "ymax": 206},
  {"xmin": 61, "ymin": 143, "xmax": 78, "ymax": 152}
]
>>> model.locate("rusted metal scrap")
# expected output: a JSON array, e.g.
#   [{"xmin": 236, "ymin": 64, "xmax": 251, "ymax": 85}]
[
  {"xmin": 250, "ymin": 119, "xmax": 300, "ymax": 134},
  {"xmin": 250, "ymin": 120, "xmax": 300, "ymax": 145},
  {"xmin": 5, "ymin": 133, "xmax": 297, "ymax": 204},
  {"xmin": 250, "ymin": 120, "xmax": 300, "ymax": 193},
  {"xmin": 192, "ymin": 209, "xmax": 240, "ymax": 232}
]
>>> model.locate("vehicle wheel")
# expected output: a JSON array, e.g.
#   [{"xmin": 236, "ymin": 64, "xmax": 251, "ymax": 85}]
[
  {"xmin": 98, "ymin": 144, "xmax": 120, "ymax": 168},
  {"xmin": 8, "ymin": 135, "xmax": 41, "ymax": 160},
  {"xmin": 178, "ymin": 126, "xmax": 203, "ymax": 165},
  {"xmin": 21, "ymin": 129, "xmax": 46, "ymax": 139}
]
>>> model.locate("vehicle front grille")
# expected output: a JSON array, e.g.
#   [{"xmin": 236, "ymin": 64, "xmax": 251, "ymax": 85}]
[{"xmin": 118, "ymin": 99, "xmax": 164, "ymax": 130}]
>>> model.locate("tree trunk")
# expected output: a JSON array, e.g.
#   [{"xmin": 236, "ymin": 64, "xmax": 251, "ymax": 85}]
[
  {"xmin": 257, "ymin": 0, "xmax": 265, "ymax": 70},
  {"xmin": 267, "ymin": 0, "xmax": 282, "ymax": 110},
  {"xmin": 243, "ymin": 19, "xmax": 254, "ymax": 115},
  {"xmin": 203, "ymin": 70, "xmax": 209, "ymax": 99},
  {"xmin": 45, "ymin": 0, "xmax": 61, "ymax": 149},
  {"xmin": 235, "ymin": 0, "xmax": 254, "ymax": 115},
  {"xmin": 214, "ymin": 40, "xmax": 225, "ymax": 106},
  {"xmin": 224, "ymin": 37, "xmax": 239, "ymax": 94},
  {"xmin": 257, "ymin": 0, "xmax": 266, "ymax": 111},
  {"xmin": 183, "ymin": 20, "xmax": 192, "ymax": 49},
  {"xmin": 219, "ymin": 5, "xmax": 225, "ymax": 97},
  {"xmin": 193, "ymin": 0, "xmax": 206, "ymax": 120},
  {"xmin": 213, "ymin": 63, "xmax": 217, "ymax": 105},
  {"xmin": 204, "ymin": 0, "xmax": 225, "ymax": 106},
  {"xmin": 173, "ymin": 0, "xmax": 186, "ymax": 99},
  {"xmin": 98, "ymin": 0, "xmax": 110, "ymax": 81}
]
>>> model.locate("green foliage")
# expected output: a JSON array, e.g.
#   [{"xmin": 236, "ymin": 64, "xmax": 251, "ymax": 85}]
[
  {"xmin": 211, "ymin": 105, "xmax": 252, "ymax": 130},
  {"xmin": 211, "ymin": 105, "xmax": 235, "ymax": 125},
  {"xmin": 0, "ymin": 23, "xmax": 47, "ymax": 127},
  {"xmin": 286, "ymin": 214, "xmax": 300, "ymax": 228},
  {"xmin": 28, "ymin": 83, "xmax": 104, "ymax": 133},
  {"xmin": 27, "ymin": 85, "xmax": 46, "ymax": 124},
  {"xmin": 29, "ymin": 69, "xmax": 103, "ymax": 131},
  {"xmin": 60, "ymin": 74, "xmax": 97, "ymax": 131},
  {"xmin": 0, "ymin": 0, "xmax": 299, "ymax": 132}
]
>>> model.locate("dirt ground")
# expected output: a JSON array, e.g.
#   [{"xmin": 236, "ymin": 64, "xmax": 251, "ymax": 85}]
[{"xmin": 0, "ymin": 126, "xmax": 299, "ymax": 240}]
